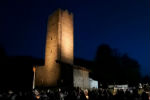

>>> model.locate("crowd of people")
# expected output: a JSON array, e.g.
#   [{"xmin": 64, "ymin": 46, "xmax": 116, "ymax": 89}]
[{"xmin": 0, "ymin": 87, "xmax": 149, "ymax": 100}]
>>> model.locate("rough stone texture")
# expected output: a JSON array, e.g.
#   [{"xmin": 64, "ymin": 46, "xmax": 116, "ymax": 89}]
[
  {"xmin": 35, "ymin": 9, "xmax": 73, "ymax": 87},
  {"xmin": 73, "ymin": 67, "xmax": 90, "ymax": 89}
]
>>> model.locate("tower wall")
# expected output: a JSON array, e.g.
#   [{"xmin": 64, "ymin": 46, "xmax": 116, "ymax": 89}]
[
  {"xmin": 60, "ymin": 10, "xmax": 74, "ymax": 64},
  {"xmin": 35, "ymin": 9, "xmax": 74, "ymax": 87}
]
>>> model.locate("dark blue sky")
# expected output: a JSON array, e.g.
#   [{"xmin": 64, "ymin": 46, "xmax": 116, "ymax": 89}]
[{"xmin": 0, "ymin": 0, "xmax": 149, "ymax": 76}]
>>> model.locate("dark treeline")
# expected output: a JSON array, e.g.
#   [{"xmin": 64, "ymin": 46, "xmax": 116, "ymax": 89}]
[
  {"xmin": 0, "ymin": 45, "xmax": 44, "ymax": 90},
  {"xmin": 91, "ymin": 44, "xmax": 141, "ymax": 86},
  {"xmin": 75, "ymin": 44, "xmax": 144, "ymax": 86}
]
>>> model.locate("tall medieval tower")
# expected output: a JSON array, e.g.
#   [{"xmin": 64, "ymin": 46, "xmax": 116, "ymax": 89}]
[{"xmin": 35, "ymin": 9, "xmax": 74, "ymax": 87}]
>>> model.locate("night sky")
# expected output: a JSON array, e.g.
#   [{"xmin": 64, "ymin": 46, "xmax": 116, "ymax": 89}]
[{"xmin": 0, "ymin": 0, "xmax": 149, "ymax": 76}]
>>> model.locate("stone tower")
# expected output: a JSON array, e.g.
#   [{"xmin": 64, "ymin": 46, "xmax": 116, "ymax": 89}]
[{"xmin": 35, "ymin": 9, "xmax": 74, "ymax": 87}]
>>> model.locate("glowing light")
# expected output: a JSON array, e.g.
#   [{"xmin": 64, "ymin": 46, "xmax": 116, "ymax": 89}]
[
  {"xmin": 36, "ymin": 95, "xmax": 40, "ymax": 99},
  {"xmin": 33, "ymin": 67, "xmax": 36, "ymax": 72}
]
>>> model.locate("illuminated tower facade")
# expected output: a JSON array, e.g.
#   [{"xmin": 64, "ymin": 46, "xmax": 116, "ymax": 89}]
[{"xmin": 35, "ymin": 9, "xmax": 74, "ymax": 87}]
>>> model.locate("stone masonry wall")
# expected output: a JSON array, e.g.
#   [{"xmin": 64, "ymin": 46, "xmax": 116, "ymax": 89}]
[{"xmin": 35, "ymin": 9, "xmax": 74, "ymax": 87}]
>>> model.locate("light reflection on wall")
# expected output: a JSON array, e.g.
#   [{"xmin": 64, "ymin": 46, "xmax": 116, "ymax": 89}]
[
  {"xmin": 35, "ymin": 9, "xmax": 73, "ymax": 87},
  {"xmin": 61, "ymin": 10, "xmax": 74, "ymax": 64}
]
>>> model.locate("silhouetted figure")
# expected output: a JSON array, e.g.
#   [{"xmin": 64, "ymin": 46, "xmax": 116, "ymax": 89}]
[{"xmin": 141, "ymin": 91, "xmax": 149, "ymax": 100}]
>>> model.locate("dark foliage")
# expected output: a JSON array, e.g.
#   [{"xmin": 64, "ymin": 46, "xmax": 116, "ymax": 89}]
[
  {"xmin": 0, "ymin": 46, "xmax": 44, "ymax": 89},
  {"xmin": 91, "ymin": 44, "xmax": 141, "ymax": 85}
]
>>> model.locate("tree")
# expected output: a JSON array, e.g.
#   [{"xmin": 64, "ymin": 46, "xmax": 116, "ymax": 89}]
[
  {"xmin": 91, "ymin": 44, "xmax": 141, "ymax": 85},
  {"xmin": 92, "ymin": 44, "xmax": 119, "ymax": 82}
]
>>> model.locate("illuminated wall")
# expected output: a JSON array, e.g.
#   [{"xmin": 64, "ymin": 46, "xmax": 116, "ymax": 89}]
[
  {"xmin": 73, "ymin": 67, "xmax": 90, "ymax": 89},
  {"xmin": 60, "ymin": 10, "xmax": 74, "ymax": 64},
  {"xmin": 35, "ymin": 9, "xmax": 74, "ymax": 87}
]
